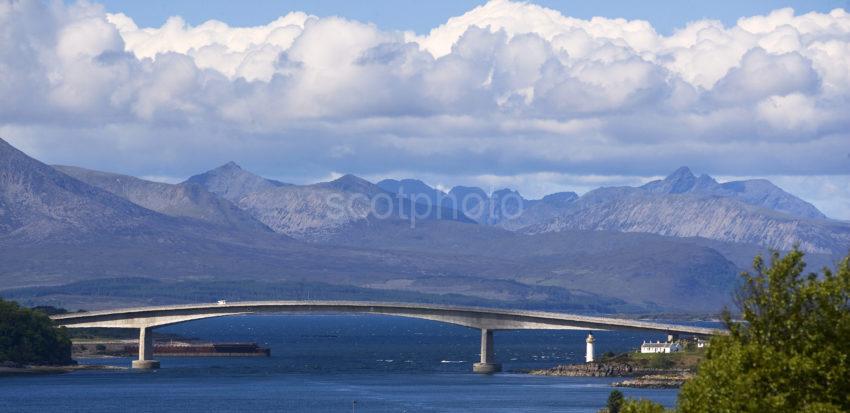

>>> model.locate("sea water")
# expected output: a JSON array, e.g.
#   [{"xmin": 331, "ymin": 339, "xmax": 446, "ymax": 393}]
[{"xmin": 0, "ymin": 314, "xmax": 683, "ymax": 412}]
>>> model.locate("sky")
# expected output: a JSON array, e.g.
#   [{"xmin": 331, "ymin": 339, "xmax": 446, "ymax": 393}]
[
  {"xmin": 95, "ymin": 0, "xmax": 849, "ymax": 35},
  {"xmin": 2, "ymin": 0, "xmax": 850, "ymax": 219}
]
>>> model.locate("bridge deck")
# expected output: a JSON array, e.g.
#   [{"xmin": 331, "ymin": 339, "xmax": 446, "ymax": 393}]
[{"xmin": 51, "ymin": 300, "xmax": 724, "ymax": 336}]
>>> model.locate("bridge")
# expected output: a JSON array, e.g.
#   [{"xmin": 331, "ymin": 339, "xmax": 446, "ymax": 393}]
[{"xmin": 51, "ymin": 300, "xmax": 725, "ymax": 372}]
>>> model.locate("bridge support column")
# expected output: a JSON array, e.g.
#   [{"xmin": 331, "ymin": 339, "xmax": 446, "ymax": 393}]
[
  {"xmin": 131, "ymin": 327, "xmax": 160, "ymax": 369},
  {"xmin": 472, "ymin": 329, "xmax": 501, "ymax": 374}
]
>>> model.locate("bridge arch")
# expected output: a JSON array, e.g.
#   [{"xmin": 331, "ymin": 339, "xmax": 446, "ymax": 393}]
[{"xmin": 52, "ymin": 300, "xmax": 723, "ymax": 372}]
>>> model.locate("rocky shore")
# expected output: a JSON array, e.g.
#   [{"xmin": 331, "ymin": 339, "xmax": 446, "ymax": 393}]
[
  {"xmin": 528, "ymin": 362, "xmax": 693, "ymax": 388},
  {"xmin": 529, "ymin": 362, "xmax": 645, "ymax": 377},
  {"xmin": 612, "ymin": 373, "xmax": 694, "ymax": 389}
]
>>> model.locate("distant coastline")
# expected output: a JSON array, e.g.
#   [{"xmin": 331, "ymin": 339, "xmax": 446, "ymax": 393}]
[{"xmin": 0, "ymin": 362, "xmax": 124, "ymax": 376}]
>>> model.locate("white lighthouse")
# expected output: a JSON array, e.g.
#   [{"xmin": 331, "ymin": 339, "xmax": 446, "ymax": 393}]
[{"xmin": 585, "ymin": 332, "xmax": 595, "ymax": 363}]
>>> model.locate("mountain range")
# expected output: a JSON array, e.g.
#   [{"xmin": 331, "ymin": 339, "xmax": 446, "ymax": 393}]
[
  {"xmin": 1, "ymin": 138, "xmax": 846, "ymax": 313},
  {"xmin": 378, "ymin": 167, "xmax": 848, "ymax": 255}
]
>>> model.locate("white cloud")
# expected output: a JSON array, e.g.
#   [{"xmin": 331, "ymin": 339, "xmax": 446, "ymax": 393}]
[
  {"xmin": 106, "ymin": 11, "xmax": 312, "ymax": 81},
  {"xmin": 756, "ymin": 93, "xmax": 821, "ymax": 132},
  {"xmin": 709, "ymin": 48, "xmax": 820, "ymax": 104},
  {"xmin": 1, "ymin": 0, "xmax": 849, "ymax": 219}
]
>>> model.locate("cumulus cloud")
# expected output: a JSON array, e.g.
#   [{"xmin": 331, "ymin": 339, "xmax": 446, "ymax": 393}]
[{"xmin": 1, "ymin": 0, "xmax": 849, "ymax": 218}]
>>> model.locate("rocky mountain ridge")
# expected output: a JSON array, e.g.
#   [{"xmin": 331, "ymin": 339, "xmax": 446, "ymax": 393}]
[
  {"xmin": 640, "ymin": 166, "xmax": 825, "ymax": 219},
  {"xmin": 184, "ymin": 161, "xmax": 289, "ymax": 203},
  {"xmin": 378, "ymin": 167, "xmax": 845, "ymax": 254},
  {"xmin": 518, "ymin": 169, "xmax": 848, "ymax": 254},
  {"xmin": 1, "ymin": 137, "xmax": 845, "ymax": 312},
  {"xmin": 46, "ymin": 155, "xmax": 848, "ymax": 254},
  {"xmin": 54, "ymin": 165, "xmax": 270, "ymax": 233},
  {"xmin": 2, "ymin": 138, "xmax": 623, "ymax": 311},
  {"xmin": 1, "ymin": 139, "xmax": 174, "ymax": 242},
  {"xmin": 524, "ymin": 190, "xmax": 849, "ymax": 254}
]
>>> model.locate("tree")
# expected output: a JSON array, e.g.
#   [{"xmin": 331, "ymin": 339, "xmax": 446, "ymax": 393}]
[
  {"xmin": 0, "ymin": 298, "xmax": 74, "ymax": 365},
  {"xmin": 607, "ymin": 390, "xmax": 625, "ymax": 413},
  {"xmin": 678, "ymin": 249, "xmax": 850, "ymax": 413},
  {"xmin": 31, "ymin": 305, "xmax": 69, "ymax": 316},
  {"xmin": 621, "ymin": 399, "xmax": 668, "ymax": 413}
]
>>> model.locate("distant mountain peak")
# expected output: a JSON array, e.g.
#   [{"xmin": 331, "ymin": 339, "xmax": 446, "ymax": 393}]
[
  {"xmin": 636, "ymin": 167, "xmax": 825, "ymax": 219},
  {"xmin": 663, "ymin": 166, "xmax": 697, "ymax": 193},
  {"xmin": 668, "ymin": 166, "xmax": 694, "ymax": 179},
  {"xmin": 719, "ymin": 179, "xmax": 826, "ymax": 219},
  {"xmin": 693, "ymin": 174, "xmax": 720, "ymax": 190},
  {"xmin": 641, "ymin": 166, "xmax": 703, "ymax": 194},
  {"xmin": 492, "ymin": 188, "xmax": 522, "ymax": 198},
  {"xmin": 377, "ymin": 178, "xmax": 447, "ymax": 200},
  {"xmin": 328, "ymin": 174, "xmax": 373, "ymax": 189},
  {"xmin": 333, "ymin": 173, "xmax": 366, "ymax": 183},
  {"xmin": 319, "ymin": 174, "xmax": 385, "ymax": 197},
  {"xmin": 185, "ymin": 162, "xmax": 287, "ymax": 202},
  {"xmin": 54, "ymin": 165, "xmax": 271, "ymax": 232},
  {"xmin": 541, "ymin": 191, "xmax": 579, "ymax": 204}
]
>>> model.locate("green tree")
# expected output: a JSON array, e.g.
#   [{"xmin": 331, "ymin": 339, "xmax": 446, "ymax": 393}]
[
  {"xmin": 621, "ymin": 399, "xmax": 668, "ymax": 413},
  {"xmin": 607, "ymin": 390, "xmax": 625, "ymax": 413},
  {"xmin": 0, "ymin": 298, "xmax": 73, "ymax": 365},
  {"xmin": 646, "ymin": 354, "xmax": 676, "ymax": 369},
  {"xmin": 678, "ymin": 249, "xmax": 850, "ymax": 413}
]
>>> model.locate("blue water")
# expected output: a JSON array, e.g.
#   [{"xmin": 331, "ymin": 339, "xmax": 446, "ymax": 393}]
[{"xmin": 0, "ymin": 315, "xmax": 683, "ymax": 412}]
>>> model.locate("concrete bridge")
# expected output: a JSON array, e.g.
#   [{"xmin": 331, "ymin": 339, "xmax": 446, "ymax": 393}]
[{"xmin": 51, "ymin": 300, "xmax": 725, "ymax": 372}]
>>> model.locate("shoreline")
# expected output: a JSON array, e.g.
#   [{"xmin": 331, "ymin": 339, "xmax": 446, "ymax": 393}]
[
  {"xmin": 527, "ymin": 361, "xmax": 695, "ymax": 389},
  {"xmin": 611, "ymin": 373, "xmax": 694, "ymax": 389},
  {"xmin": 0, "ymin": 364, "xmax": 126, "ymax": 376}
]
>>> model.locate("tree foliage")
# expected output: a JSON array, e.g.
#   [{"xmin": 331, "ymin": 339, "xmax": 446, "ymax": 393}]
[
  {"xmin": 602, "ymin": 391, "xmax": 670, "ymax": 413},
  {"xmin": 0, "ymin": 298, "xmax": 73, "ymax": 365},
  {"xmin": 678, "ymin": 249, "xmax": 850, "ymax": 413},
  {"xmin": 607, "ymin": 390, "xmax": 625, "ymax": 413},
  {"xmin": 621, "ymin": 399, "xmax": 669, "ymax": 413}
]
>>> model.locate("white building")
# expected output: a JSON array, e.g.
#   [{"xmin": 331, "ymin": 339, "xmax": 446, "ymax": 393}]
[
  {"xmin": 640, "ymin": 341, "xmax": 682, "ymax": 354},
  {"xmin": 585, "ymin": 333, "xmax": 595, "ymax": 363}
]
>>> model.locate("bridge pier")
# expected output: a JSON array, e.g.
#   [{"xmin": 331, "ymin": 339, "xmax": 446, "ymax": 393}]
[
  {"xmin": 472, "ymin": 328, "xmax": 501, "ymax": 374},
  {"xmin": 131, "ymin": 327, "xmax": 160, "ymax": 369}
]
